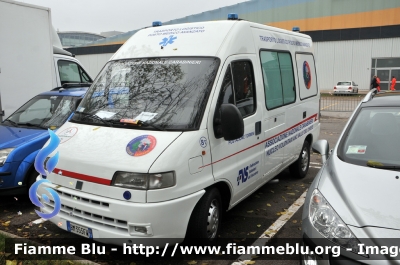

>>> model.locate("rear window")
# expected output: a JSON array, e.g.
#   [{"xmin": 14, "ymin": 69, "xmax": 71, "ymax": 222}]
[
  {"xmin": 337, "ymin": 82, "xmax": 351, "ymax": 86},
  {"xmin": 338, "ymin": 107, "xmax": 400, "ymax": 168}
]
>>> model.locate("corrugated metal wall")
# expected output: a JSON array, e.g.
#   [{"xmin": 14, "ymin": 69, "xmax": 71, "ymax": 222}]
[
  {"xmin": 77, "ymin": 37, "xmax": 400, "ymax": 89},
  {"xmin": 77, "ymin": 53, "xmax": 113, "ymax": 78},
  {"xmin": 314, "ymin": 37, "xmax": 400, "ymax": 91}
]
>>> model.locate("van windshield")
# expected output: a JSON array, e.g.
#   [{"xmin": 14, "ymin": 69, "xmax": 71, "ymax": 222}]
[{"xmin": 71, "ymin": 57, "xmax": 220, "ymax": 130}]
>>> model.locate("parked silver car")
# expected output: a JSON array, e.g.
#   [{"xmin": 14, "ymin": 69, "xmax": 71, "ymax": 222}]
[{"xmin": 302, "ymin": 89, "xmax": 400, "ymax": 264}]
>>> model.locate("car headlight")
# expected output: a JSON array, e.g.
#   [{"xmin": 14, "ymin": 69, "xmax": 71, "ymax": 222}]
[
  {"xmin": 0, "ymin": 148, "xmax": 15, "ymax": 166},
  {"xmin": 309, "ymin": 189, "xmax": 366, "ymax": 256},
  {"xmin": 111, "ymin": 171, "xmax": 175, "ymax": 190}
]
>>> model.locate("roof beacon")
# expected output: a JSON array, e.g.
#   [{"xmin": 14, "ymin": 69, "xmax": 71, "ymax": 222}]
[
  {"xmin": 228, "ymin": 13, "xmax": 238, "ymax": 20},
  {"xmin": 292, "ymin": 26, "xmax": 300, "ymax": 32},
  {"xmin": 153, "ymin": 21, "xmax": 162, "ymax": 27}
]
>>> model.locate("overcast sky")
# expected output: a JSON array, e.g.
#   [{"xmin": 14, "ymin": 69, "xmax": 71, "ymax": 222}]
[{"xmin": 17, "ymin": 0, "xmax": 249, "ymax": 34}]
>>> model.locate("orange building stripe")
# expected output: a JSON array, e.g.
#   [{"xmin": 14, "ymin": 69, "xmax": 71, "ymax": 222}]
[{"xmin": 266, "ymin": 7, "xmax": 400, "ymax": 31}]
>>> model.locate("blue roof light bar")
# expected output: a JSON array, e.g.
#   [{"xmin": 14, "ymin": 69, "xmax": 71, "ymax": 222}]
[
  {"xmin": 153, "ymin": 21, "xmax": 162, "ymax": 27},
  {"xmin": 292, "ymin": 26, "xmax": 300, "ymax": 32},
  {"xmin": 227, "ymin": 13, "xmax": 238, "ymax": 20}
]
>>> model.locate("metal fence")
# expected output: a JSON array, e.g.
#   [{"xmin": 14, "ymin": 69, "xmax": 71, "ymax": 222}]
[{"xmin": 320, "ymin": 92, "xmax": 364, "ymax": 112}]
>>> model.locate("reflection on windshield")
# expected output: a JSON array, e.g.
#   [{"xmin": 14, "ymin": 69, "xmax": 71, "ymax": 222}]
[
  {"xmin": 5, "ymin": 95, "xmax": 79, "ymax": 130},
  {"xmin": 339, "ymin": 107, "xmax": 400, "ymax": 168},
  {"xmin": 72, "ymin": 57, "xmax": 220, "ymax": 130}
]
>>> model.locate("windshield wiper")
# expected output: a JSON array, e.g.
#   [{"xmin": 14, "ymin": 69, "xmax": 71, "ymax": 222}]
[
  {"xmin": 366, "ymin": 160, "xmax": 400, "ymax": 170},
  {"xmin": 117, "ymin": 119, "xmax": 165, "ymax": 131},
  {"xmin": 75, "ymin": 112, "xmax": 113, "ymax": 127},
  {"xmin": 17, "ymin": 123, "xmax": 46, "ymax": 129},
  {"xmin": 4, "ymin": 119, "xmax": 19, "ymax": 127},
  {"xmin": 138, "ymin": 120, "xmax": 165, "ymax": 131}
]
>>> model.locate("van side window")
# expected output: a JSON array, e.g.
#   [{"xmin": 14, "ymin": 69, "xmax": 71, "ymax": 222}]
[
  {"xmin": 58, "ymin": 60, "xmax": 92, "ymax": 85},
  {"xmin": 231, "ymin": 61, "xmax": 256, "ymax": 117},
  {"xmin": 260, "ymin": 51, "xmax": 295, "ymax": 109},
  {"xmin": 214, "ymin": 61, "xmax": 256, "ymax": 138},
  {"xmin": 214, "ymin": 65, "xmax": 233, "ymax": 137}
]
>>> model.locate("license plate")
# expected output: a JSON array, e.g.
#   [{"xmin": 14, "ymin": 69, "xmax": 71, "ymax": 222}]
[{"xmin": 67, "ymin": 221, "xmax": 93, "ymax": 238}]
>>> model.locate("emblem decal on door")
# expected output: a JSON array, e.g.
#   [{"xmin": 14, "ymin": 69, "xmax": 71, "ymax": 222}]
[
  {"xmin": 199, "ymin": 137, "xmax": 207, "ymax": 148},
  {"xmin": 303, "ymin": 61, "xmax": 311, "ymax": 89},
  {"xmin": 237, "ymin": 161, "xmax": 259, "ymax": 186}
]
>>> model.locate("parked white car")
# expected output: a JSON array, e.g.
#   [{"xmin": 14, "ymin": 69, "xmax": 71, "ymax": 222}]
[{"xmin": 333, "ymin": 81, "xmax": 359, "ymax": 94}]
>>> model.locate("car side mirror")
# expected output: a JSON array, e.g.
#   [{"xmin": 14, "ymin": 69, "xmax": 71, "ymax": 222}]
[
  {"xmin": 312, "ymin": 139, "xmax": 330, "ymax": 164},
  {"xmin": 220, "ymin": 103, "xmax": 244, "ymax": 141}
]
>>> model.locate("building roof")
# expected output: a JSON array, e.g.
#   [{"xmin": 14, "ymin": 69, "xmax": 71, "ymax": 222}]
[{"xmin": 72, "ymin": 0, "xmax": 400, "ymax": 48}]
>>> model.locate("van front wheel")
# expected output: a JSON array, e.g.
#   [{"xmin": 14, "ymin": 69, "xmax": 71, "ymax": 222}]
[
  {"xmin": 289, "ymin": 141, "xmax": 310, "ymax": 179},
  {"xmin": 186, "ymin": 187, "xmax": 222, "ymax": 240}
]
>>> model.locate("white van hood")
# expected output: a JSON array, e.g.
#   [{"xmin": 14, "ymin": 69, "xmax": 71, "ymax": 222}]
[{"xmin": 49, "ymin": 122, "xmax": 182, "ymax": 187}]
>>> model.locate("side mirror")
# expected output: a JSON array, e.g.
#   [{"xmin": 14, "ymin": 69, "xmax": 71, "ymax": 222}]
[
  {"xmin": 74, "ymin": 98, "xmax": 83, "ymax": 111},
  {"xmin": 312, "ymin": 139, "xmax": 330, "ymax": 164},
  {"xmin": 220, "ymin": 104, "xmax": 244, "ymax": 141}
]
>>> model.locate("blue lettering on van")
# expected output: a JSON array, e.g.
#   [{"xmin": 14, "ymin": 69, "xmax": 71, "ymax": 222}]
[
  {"xmin": 160, "ymin": 35, "xmax": 177, "ymax": 46},
  {"xmin": 228, "ymin": 132, "xmax": 254, "ymax": 145},
  {"xmin": 265, "ymin": 124, "xmax": 314, "ymax": 156},
  {"xmin": 237, "ymin": 161, "xmax": 259, "ymax": 186},
  {"xmin": 259, "ymin": 35, "xmax": 310, "ymax": 47}
]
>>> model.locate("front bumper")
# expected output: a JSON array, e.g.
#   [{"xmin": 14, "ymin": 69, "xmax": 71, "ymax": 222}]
[
  {"xmin": 333, "ymin": 90, "xmax": 354, "ymax": 93},
  {"xmin": 37, "ymin": 181, "xmax": 205, "ymax": 246},
  {"xmin": 0, "ymin": 161, "xmax": 25, "ymax": 195}
]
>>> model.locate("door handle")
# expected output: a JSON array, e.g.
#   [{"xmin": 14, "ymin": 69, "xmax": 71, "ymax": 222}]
[
  {"xmin": 303, "ymin": 111, "xmax": 306, "ymax": 119},
  {"xmin": 255, "ymin": 121, "xmax": 261, "ymax": 135}
]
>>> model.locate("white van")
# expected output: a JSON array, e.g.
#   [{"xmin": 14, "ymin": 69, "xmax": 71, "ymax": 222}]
[{"xmin": 37, "ymin": 14, "xmax": 320, "ymax": 245}]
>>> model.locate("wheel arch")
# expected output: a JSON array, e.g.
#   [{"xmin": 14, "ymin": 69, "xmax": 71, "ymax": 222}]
[
  {"xmin": 305, "ymin": 133, "xmax": 313, "ymax": 146},
  {"xmin": 17, "ymin": 150, "xmax": 39, "ymax": 185},
  {"xmin": 205, "ymin": 180, "xmax": 232, "ymax": 212}
]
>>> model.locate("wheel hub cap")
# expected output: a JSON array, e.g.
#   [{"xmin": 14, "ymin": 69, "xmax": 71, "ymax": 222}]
[
  {"xmin": 207, "ymin": 199, "xmax": 219, "ymax": 239},
  {"xmin": 301, "ymin": 148, "xmax": 309, "ymax": 172}
]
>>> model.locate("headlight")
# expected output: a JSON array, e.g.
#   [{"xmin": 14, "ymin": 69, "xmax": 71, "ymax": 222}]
[
  {"xmin": 111, "ymin": 171, "xmax": 175, "ymax": 190},
  {"xmin": 0, "ymin": 148, "xmax": 15, "ymax": 166},
  {"xmin": 309, "ymin": 189, "xmax": 366, "ymax": 256}
]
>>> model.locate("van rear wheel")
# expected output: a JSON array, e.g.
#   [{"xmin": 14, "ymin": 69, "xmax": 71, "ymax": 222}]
[
  {"xmin": 289, "ymin": 141, "xmax": 310, "ymax": 179},
  {"xmin": 186, "ymin": 187, "xmax": 222, "ymax": 240}
]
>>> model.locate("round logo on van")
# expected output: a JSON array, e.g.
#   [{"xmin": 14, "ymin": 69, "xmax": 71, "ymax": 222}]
[
  {"xmin": 303, "ymin": 61, "xmax": 311, "ymax": 89},
  {"xmin": 126, "ymin": 135, "xmax": 157, "ymax": 157},
  {"xmin": 57, "ymin": 127, "xmax": 78, "ymax": 144}
]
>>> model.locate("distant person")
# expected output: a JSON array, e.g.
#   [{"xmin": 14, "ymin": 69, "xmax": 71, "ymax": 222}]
[
  {"xmin": 391, "ymin": 76, "xmax": 397, "ymax": 91},
  {"xmin": 376, "ymin": 76, "xmax": 381, "ymax": 92},
  {"xmin": 371, "ymin": 75, "xmax": 378, "ymax": 90}
]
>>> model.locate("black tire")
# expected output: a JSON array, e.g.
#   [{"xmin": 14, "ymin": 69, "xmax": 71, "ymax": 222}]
[
  {"xmin": 186, "ymin": 187, "xmax": 222, "ymax": 241},
  {"xmin": 289, "ymin": 141, "xmax": 310, "ymax": 179},
  {"xmin": 26, "ymin": 170, "xmax": 39, "ymax": 192}
]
